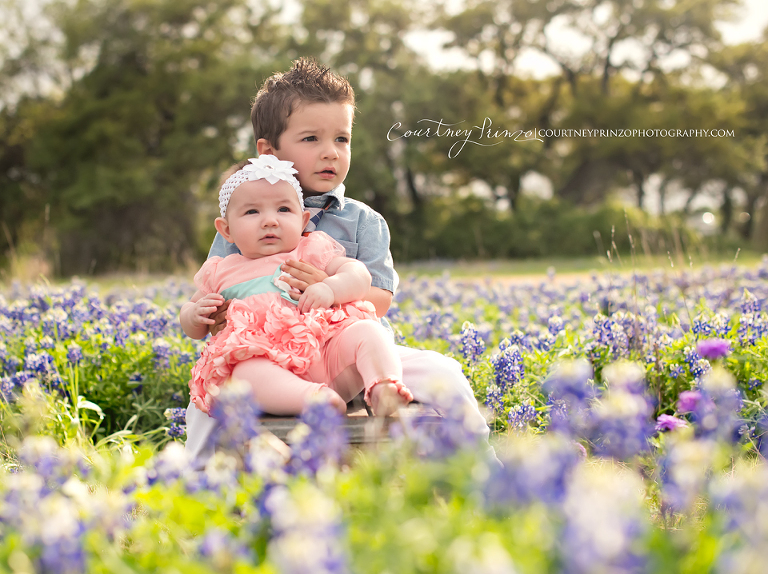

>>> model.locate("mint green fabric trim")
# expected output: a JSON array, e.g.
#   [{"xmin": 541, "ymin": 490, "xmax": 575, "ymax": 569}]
[{"xmin": 220, "ymin": 266, "xmax": 297, "ymax": 305}]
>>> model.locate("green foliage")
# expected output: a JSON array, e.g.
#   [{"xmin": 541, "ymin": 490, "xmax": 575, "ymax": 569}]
[{"xmin": 391, "ymin": 194, "xmax": 703, "ymax": 261}]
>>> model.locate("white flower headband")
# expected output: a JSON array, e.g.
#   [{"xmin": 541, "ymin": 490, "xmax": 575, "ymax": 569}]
[{"xmin": 218, "ymin": 154, "xmax": 303, "ymax": 217}]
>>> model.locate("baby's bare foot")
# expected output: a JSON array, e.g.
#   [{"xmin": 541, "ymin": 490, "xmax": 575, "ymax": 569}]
[
  {"xmin": 313, "ymin": 387, "xmax": 347, "ymax": 415},
  {"xmin": 370, "ymin": 381, "xmax": 410, "ymax": 417}
]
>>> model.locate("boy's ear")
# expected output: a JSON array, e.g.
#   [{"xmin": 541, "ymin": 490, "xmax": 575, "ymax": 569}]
[
  {"xmin": 301, "ymin": 210, "xmax": 311, "ymax": 230},
  {"xmin": 214, "ymin": 217, "xmax": 233, "ymax": 243},
  {"xmin": 257, "ymin": 138, "xmax": 276, "ymax": 156}
]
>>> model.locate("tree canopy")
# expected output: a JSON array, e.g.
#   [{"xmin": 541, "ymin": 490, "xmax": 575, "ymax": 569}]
[{"xmin": 1, "ymin": 0, "xmax": 766, "ymax": 274}]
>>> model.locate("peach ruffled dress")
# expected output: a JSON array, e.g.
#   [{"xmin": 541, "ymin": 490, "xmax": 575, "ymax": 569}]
[{"xmin": 189, "ymin": 232, "xmax": 377, "ymax": 414}]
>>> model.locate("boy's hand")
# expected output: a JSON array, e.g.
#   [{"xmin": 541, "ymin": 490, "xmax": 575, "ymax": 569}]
[
  {"xmin": 281, "ymin": 259, "xmax": 328, "ymax": 298},
  {"xmin": 209, "ymin": 299, "xmax": 231, "ymax": 336},
  {"xmin": 297, "ymin": 283, "xmax": 335, "ymax": 313},
  {"xmin": 191, "ymin": 294, "xmax": 225, "ymax": 329}
]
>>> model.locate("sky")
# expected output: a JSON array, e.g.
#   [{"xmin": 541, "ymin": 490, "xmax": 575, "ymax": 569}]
[{"xmin": 405, "ymin": 0, "xmax": 768, "ymax": 77}]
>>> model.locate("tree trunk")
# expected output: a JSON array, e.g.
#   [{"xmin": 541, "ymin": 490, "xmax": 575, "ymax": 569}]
[
  {"xmin": 720, "ymin": 187, "xmax": 733, "ymax": 235},
  {"xmin": 752, "ymin": 174, "xmax": 768, "ymax": 250},
  {"xmin": 632, "ymin": 169, "xmax": 645, "ymax": 210}
]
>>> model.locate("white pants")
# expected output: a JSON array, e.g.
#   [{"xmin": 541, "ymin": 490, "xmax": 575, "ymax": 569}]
[{"xmin": 184, "ymin": 345, "xmax": 491, "ymax": 469}]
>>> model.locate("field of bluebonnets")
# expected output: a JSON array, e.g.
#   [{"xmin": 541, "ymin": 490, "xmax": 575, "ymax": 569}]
[{"xmin": 2, "ymin": 257, "xmax": 768, "ymax": 573}]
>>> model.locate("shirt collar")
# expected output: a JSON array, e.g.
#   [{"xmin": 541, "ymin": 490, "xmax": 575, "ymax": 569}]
[{"xmin": 303, "ymin": 184, "xmax": 346, "ymax": 210}]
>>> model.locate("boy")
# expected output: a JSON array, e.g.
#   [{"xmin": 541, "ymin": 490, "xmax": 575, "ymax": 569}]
[{"xmin": 185, "ymin": 58, "xmax": 491, "ymax": 467}]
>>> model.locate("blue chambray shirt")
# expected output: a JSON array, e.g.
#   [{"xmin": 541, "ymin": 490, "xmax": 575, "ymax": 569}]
[{"xmin": 208, "ymin": 184, "xmax": 399, "ymax": 293}]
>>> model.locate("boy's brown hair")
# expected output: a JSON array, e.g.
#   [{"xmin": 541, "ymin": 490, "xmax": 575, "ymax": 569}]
[{"xmin": 251, "ymin": 58, "xmax": 355, "ymax": 149}]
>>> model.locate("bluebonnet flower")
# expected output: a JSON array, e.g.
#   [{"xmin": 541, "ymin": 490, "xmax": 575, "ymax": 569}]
[
  {"xmin": 753, "ymin": 413, "xmax": 768, "ymax": 459},
  {"xmin": 484, "ymin": 384, "xmax": 505, "ymax": 415},
  {"xmin": 42, "ymin": 307, "xmax": 72, "ymax": 339},
  {"xmin": 164, "ymin": 407, "xmax": 187, "ymax": 424},
  {"xmin": 199, "ymin": 528, "xmax": 254, "ymax": 570},
  {"xmin": 286, "ymin": 399, "xmax": 347, "ymax": 476},
  {"xmin": 561, "ymin": 466, "xmax": 649, "ymax": 574},
  {"xmin": 588, "ymin": 390, "xmax": 653, "ymax": 460},
  {"xmin": 66, "ymin": 343, "xmax": 83, "ymax": 365},
  {"xmin": 166, "ymin": 423, "xmax": 187, "ymax": 439},
  {"xmin": 484, "ymin": 435, "xmax": 582, "ymax": 508},
  {"xmin": 548, "ymin": 315, "xmax": 564, "ymax": 336},
  {"xmin": 709, "ymin": 462, "xmax": 768, "ymax": 571},
  {"xmin": 412, "ymin": 309, "xmax": 457, "ymax": 341},
  {"xmin": 658, "ymin": 436, "xmax": 715, "ymax": 513},
  {"xmin": 491, "ymin": 342, "xmax": 524, "ymax": 391},
  {"xmin": 459, "ymin": 321, "xmax": 486, "ymax": 363},
  {"xmin": 145, "ymin": 442, "xmax": 189, "ymax": 485},
  {"xmin": 689, "ymin": 367, "xmax": 743, "ymax": 442},
  {"xmin": 393, "ymin": 389, "xmax": 485, "ymax": 459},
  {"xmin": 583, "ymin": 341, "xmax": 601, "ymax": 361},
  {"xmin": 543, "ymin": 360, "xmax": 595, "ymax": 436},
  {"xmin": 24, "ymin": 351, "xmax": 55, "ymax": 377},
  {"xmin": 692, "ymin": 314, "xmax": 713, "ymax": 336},
  {"xmin": 747, "ymin": 378, "xmax": 763, "ymax": 391},
  {"xmin": 740, "ymin": 288, "xmax": 761, "ymax": 314},
  {"xmin": 669, "ymin": 364, "xmax": 684, "ymax": 379},
  {"xmin": 210, "ymin": 381, "xmax": 263, "ymax": 453},
  {"xmin": 151, "ymin": 338, "xmax": 172, "ymax": 369},
  {"xmin": 265, "ymin": 483, "xmax": 350, "ymax": 574},
  {"xmin": 18, "ymin": 436, "xmax": 81, "ymax": 487},
  {"xmin": 535, "ymin": 331, "xmax": 556, "ymax": 352},
  {"xmin": 609, "ymin": 322, "xmax": 629, "ymax": 358},
  {"xmin": 682, "ymin": 346, "xmax": 710, "ymax": 380},
  {"xmin": 0, "ymin": 376, "xmax": 14, "ymax": 402},
  {"xmin": 508, "ymin": 403, "xmax": 537, "ymax": 431},
  {"xmin": 39, "ymin": 336, "xmax": 55, "ymax": 350}
]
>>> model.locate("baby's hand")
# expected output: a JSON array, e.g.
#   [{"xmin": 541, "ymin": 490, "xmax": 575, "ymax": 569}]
[
  {"xmin": 191, "ymin": 293, "xmax": 225, "ymax": 328},
  {"xmin": 298, "ymin": 282, "xmax": 335, "ymax": 313},
  {"xmin": 281, "ymin": 259, "xmax": 329, "ymax": 297}
]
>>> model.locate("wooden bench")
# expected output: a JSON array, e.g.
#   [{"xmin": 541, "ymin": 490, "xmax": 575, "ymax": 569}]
[{"xmin": 260, "ymin": 393, "xmax": 443, "ymax": 444}]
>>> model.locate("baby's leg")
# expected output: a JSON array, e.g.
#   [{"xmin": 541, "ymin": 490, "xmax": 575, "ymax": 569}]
[
  {"xmin": 316, "ymin": 320, "xmax": 412, "ymax": 416},
  {"xmin": 231, "ymin": 357, "xmax": 346, "ymax": 415}
]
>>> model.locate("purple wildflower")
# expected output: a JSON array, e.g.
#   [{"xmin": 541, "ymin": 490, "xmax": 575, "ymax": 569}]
[
  {"xmin": 655, "ymin": 414, "xmax": 688, "ymax": 432},
  {"xmin": 66, "ymin": 343, "xmax": 83, "ymax": 365},
  {"xmin": 286, "ymin": 399, "xmax": 347, "ymax": 476},
  {"xmin": 459, "ymin": 321, "xmax": 486, "ymax": 363},
  {"xmin": 164, "ymin": 407, "xmax": 187, "ymax": 424},
  {"xmin": 677, "ymin": 390, "xmax": 701, "ymax": 413},
  {"xmin": 697, "ymin": 338, "xmax": 730, "ymax": 360}
]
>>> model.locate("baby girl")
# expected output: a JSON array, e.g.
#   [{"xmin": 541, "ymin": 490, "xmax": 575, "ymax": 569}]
[{"xmin": 180, "ymin": 155, "xmax": 413, "ymax": 417}]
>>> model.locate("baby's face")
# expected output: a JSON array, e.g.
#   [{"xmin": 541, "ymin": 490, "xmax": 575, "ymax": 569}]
[{"xmin": 220, "ymin": 179, "xmax": 309, "ymax": 258}]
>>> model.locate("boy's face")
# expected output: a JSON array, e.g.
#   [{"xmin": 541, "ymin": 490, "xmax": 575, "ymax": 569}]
[{"xmin": 257, "ymin": 102, "xmax": 353, "ymax": 196}]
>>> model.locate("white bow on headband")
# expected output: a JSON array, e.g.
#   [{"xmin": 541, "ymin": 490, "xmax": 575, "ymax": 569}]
[{"xmin": 218, "ymin": 155, "xmax": 303, "ymax": 217}]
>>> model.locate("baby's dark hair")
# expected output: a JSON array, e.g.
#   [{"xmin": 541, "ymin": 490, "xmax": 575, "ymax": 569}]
[
  {"xmin": 251, "ymin": 58, "xmax": 355, "ymax": 149},
  {"xmin": 218, "ymin": 160, "xmax": 250, "ymax": 188}
]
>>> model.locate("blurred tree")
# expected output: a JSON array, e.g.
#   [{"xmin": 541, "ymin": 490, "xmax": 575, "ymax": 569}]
[
  {"xmin": 1, "ymin": 0, "xmax": 285, "ymax": 273},
  {"xmin": 709, "ymin": 36, "xmax": 768, "ymax": 247},
  {"xmin": 431, "ymin": 0, "xmax": 748, "ymax": 212}
]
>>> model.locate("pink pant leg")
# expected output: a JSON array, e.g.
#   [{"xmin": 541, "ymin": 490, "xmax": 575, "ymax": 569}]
[
  {"xmin": 231, "ymin": 357, "xmax": 326, "ymax": 416},
  {"xmin": 307, "ymin": 319, "xmax": 409, "ymax": 404}
]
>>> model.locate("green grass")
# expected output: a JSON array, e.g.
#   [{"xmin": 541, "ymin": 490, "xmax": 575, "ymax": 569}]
[{"xmin": 395, "ymin": 249, "xmax": 765, "ymax": 278}]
